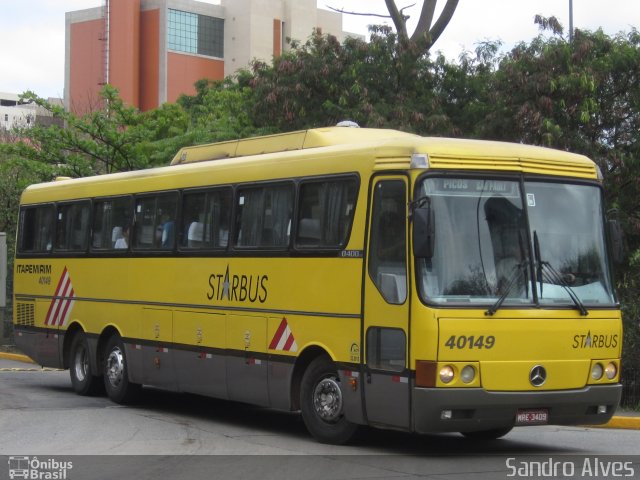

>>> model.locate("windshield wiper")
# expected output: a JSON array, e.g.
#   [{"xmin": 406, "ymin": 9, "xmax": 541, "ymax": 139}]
[
  {"xmin": 533, "ymin": 231, "xmax": 589, "ymax": 316},
  {"xmin": 485, "ymin": 261, "xmax": 528, "ymax": 316}
]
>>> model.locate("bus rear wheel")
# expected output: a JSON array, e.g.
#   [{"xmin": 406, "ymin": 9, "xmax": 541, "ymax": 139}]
[
  {"xmin": 300, "ymin": 355, "xmax": 358, "ymax": 444},
  {"xmin": 69, "ymin": 332, "xmax": 102, "ymax": 396},
  {"xmin": 103, "ymin": 335, "xmax": 141, "ymax": 404}
]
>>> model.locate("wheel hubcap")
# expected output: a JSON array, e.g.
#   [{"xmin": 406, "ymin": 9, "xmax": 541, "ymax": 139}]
[
  {"xmin": 106, "ymin": 347, "xmax": 125, "ymax": 388},
  {"xmin": 313, "ymin": 376, "xmax": 343, "ymax": 423},
  {"xmin": 73, "ymin": 344, "xmax": 89, "ymax": 382}
]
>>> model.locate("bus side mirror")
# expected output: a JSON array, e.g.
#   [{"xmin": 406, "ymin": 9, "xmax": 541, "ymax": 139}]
[
  {"xmin": 413, "ymin": 206, "xmax": 435, "ymax": 259},
  {"xmin": 607, "ymin": 218, "xmax": 626, "ymax": 265}
]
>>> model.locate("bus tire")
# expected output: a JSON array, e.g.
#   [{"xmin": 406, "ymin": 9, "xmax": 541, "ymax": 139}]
[
  {"xmin": 461, "ymin": 427, "xmax": 513, "ymax": 440},
  {"xmin": 69, "ymin": 332, "xmax": 102, "ymax": 396},
  {"xmin": 103, "ymin": 335, "xmax": 140, "ymax": 404},
  {"xmin": 300, "ymin": 355, "xmax": 358, "ymax": 444}
]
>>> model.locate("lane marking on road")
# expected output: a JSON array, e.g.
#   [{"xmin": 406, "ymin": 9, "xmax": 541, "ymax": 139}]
[{"xmin": 0, "ymin": 367, "xmax": 62, "ymax": 372}]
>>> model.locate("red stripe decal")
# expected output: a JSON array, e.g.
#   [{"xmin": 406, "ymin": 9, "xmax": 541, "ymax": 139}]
[
  {"xmin": 51, "ymin": 277, "xmax": 72, "ymax": 326},
  {"xmin": 283, "ymin": 333, "xmax": 295, "ymax": 351},
  {"xmin": 269, "ymin": 318, "xmax": 288, "ymax": 350},
  {"xmin": 57, "ymin": 288, "xmax": 75, "ymax": 326},
  {"xmin": 45, "ymin": 267, "xmax": 68, "ymax": 325}
]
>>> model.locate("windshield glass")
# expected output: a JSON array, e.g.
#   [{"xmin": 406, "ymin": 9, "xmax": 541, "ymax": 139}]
[
  {"xmin": 415, "ymin": 177, "xmax": 616, "ymax": 307},
  {"xmin": 526, "ymin": 181, "xmax": 615, "ymax": 306}
]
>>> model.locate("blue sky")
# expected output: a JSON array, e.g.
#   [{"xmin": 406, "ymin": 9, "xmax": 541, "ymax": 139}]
[{"xmin": 0, "ymin": 0, "xmax": 637, "ymax": 99}]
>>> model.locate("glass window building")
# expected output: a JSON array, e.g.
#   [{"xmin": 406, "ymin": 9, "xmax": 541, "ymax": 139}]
[{"xmin": 168, "ymin": 9, "xmax": 224, "ymax": 58}]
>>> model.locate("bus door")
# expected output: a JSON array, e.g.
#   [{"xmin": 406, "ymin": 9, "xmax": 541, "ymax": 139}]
[{"xmin": 363, "ymin": 177, "xmax": 410, "ymax": 429}]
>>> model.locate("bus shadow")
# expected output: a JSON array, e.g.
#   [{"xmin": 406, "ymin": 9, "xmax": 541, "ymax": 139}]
[{"xmin": 122, "ymin": 386, "xmax": 581, "ymax": 456}]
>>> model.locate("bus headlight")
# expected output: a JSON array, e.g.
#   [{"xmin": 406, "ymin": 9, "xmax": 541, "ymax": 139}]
[
  {"xmin": 460, "ymin": 365, "xmax": 476, "ymax": 384},
  {"xmin": 591, "ymin": 363, "xmax": 604, "ymax": 381},
  {"xmin": 439, "ymin": 365, "xmax": 455, "ymax": 384},
  {"xmin": 605, "ymin": 362, "xmax": 617, "ymax": 380}
]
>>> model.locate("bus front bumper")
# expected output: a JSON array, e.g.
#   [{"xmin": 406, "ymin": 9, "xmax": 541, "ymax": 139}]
[{"xmin": 412, "ymin": 384, "xmax": 622, "ymax": 434}]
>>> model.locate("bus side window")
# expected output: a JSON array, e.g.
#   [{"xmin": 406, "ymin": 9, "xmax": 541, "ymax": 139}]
[
  {"xmin": 180, "ymin": 188, "xmax": 231, "ymax": 250},
  {"xmin": 366, "ymin": 327, "xmax": 406, "ymax": 371},
  {"xmin": 54, "ymin": 201, "xmax": 90, "ymax": 252},
  {"xmin": 91, "ymin": 197, "xmax": 132, "ymax": 251},
  {"xmin": 295, "ymin": 178, "xmax": 357, "ymax": 249},
  {"xmin": 19, "ymin": 205, "xmax": 54, "ymax": 253},
  {"xmin": 235, "ymin": 184, "xmax": 293, "ymax": 248},
  {"xmin": 368, "ymin": 180, "xmax": 407, "ymax": 304},
  {"xmin": 134, "ymin": 193, "xmax": 177, "ymax": 250}
]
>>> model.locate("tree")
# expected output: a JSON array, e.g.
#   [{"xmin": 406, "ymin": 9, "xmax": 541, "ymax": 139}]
[
  {"xmin": 177, "ymin": 78, "xmax": 271, "ymax": 143},
  {"xmin": 210, "ymin": 28, "xmax": 452, "ymax": 133},
  {"xmin": 1, "ymin": 86, "xmax": 191, "ymax": 176},
  {"xmin": 328, "ymin": 0, "xmax": 459, "ymax": 57}
]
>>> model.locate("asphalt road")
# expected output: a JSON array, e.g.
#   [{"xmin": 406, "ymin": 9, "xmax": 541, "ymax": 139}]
[{"xmin": 1, "ymin": 358, "xmax": 639, "ymax": 480}]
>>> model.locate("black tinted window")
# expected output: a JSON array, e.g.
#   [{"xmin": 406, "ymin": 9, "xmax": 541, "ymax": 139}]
[{"xmin": 235, "ymin": 184, "xmax": 293, "ymax": 248}]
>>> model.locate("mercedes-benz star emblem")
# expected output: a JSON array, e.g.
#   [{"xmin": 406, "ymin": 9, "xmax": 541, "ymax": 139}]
[{"xmin": 529, "ymin": 365, "xmax": 547, "ymax": 387}]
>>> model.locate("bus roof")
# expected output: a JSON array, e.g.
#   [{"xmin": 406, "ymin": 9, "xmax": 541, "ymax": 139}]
[
  {"xmin": 21, "ymin": 127, "xmax": 599, "ymax": 204},
  {"xmin": 170, "ymin": 126, "xmax": 597, "ymax": 178},
  {"xmin": 169, "ymin": 127, "xmax": 420, "ymax": 165}
]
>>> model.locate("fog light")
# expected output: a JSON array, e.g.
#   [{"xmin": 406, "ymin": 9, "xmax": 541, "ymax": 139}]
[
  {"xmin": 597, "ymin": 405, "xmax": 608, "ymax": 414},
  {"xmin": 441, "ymin": 410, "xmax": 453, "ymax": 420},
  {"xmin": 439, "ymin": 365, "xmax": 455, "ymax": 384},
  {"xmin": 460, "ymin": 365, "xmax": 476, "ymax": 384},
  {"xmin": 605, "ymin": 362, "xmax": 617, "ymax": 380},
  {"xmin": 591, "ymin": 363, "xmax": 603, "ymax": 380}
]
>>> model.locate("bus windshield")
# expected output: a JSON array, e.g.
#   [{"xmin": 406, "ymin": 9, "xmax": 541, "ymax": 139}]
[{"xmin": 415, "ymin": 177, "xmax": 616, "ymax": 308}]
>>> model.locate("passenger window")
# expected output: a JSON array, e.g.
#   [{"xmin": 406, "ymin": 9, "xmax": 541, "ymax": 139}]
[
  {"xmin": 366, "ymin": 327, "xmax": 406, "ymax": 371},
  {"xmin": 368, "ymin": 180, "xmax": 407, "ymax": 304},
  {"xmin": 295, "ymin": 178, "xmax": 357, "ymax": 249},
  {"xmin": 92, "ymin": 197, "xmax": 132, "ymax": 250},
  {"xmin": 55, "ymin": 201, "xmax": 90, "ymax": 252},
  {"xmin": 134, "ymin": 193, "xmax": 178, "ymax": 250},
  {"xmin": 19, "ymin": 205, "xmax": 55, "ymax": 253},
  {"xmin": 235, "ymin": 184, "xmax": 293, "ymax": 248},
  {"xmin": 180, "ymin": 189, "xmax": 232, "ymax": 249}
]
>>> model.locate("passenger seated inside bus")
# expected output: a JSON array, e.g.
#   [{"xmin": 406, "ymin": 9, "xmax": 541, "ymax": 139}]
[
  {"xmin": 114, "ymin": 225, "xmax": 129, "ymax": 249},
  {"xmin": 161, "ymin": 221, "xmax": 175, "ymax": 248},
  {"xmin": 187, "ymin": 221, "xmax": 204, "ymax": 247}
]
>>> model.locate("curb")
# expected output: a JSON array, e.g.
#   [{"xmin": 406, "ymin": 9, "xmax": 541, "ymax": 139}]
[
  {"xmin": 0, "ymin": 351, "xmax": 35, "ymax": 364},
  {"xmin": 599, "ymin": 416, "xmax": 640, "ymax": 430}
]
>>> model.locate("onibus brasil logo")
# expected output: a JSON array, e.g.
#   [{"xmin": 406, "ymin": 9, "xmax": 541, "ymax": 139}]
[{"xmin": 8, "ymin": 456, "xmax": 73, "ymax": 479}]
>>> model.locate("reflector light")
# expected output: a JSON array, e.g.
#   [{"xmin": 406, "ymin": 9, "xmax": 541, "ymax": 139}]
[
  {"xmin": 460, "ymin": 365, "xmax": 476, "ymax": 384},
  {"xmin": 410, "ymin": 153, "xmax": 429, "ymax": 169},
  {"xmin": 591, "ymin": 363, "xmax": 603, "ymax": 380}
]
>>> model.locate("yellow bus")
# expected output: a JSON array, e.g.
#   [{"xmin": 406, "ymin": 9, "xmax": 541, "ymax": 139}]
[{"xmin": 13, "ymin": 126, "xmax": 623, "ymax": 444}]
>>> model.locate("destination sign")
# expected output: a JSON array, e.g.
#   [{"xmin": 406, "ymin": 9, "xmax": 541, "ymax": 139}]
[{"xmin": 423, "ymin": 178, "xmax": 519, "ymax": 197}]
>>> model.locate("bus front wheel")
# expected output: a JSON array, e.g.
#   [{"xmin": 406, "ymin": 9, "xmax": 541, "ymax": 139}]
[
  {"xmin": 69, "ymin": 332, "xmax": 102, "ymax": 396},
  {"xmin": 103, "ymin": 335, "xmax": 141, "ymax": 404},
  {"xmin": 300, "ymin": 355, "xmax": 358, "ymax": 444}
]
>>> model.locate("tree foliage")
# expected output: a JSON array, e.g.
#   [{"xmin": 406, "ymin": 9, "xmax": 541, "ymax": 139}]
[{"xmin": 1, "ymin": 86, "xmax": 191, "ymax": 175}]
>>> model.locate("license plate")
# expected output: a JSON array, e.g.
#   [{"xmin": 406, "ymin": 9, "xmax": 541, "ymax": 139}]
[{"xmin": 516, "ymin": 409, "xmax": 549, "ymax": 425}]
